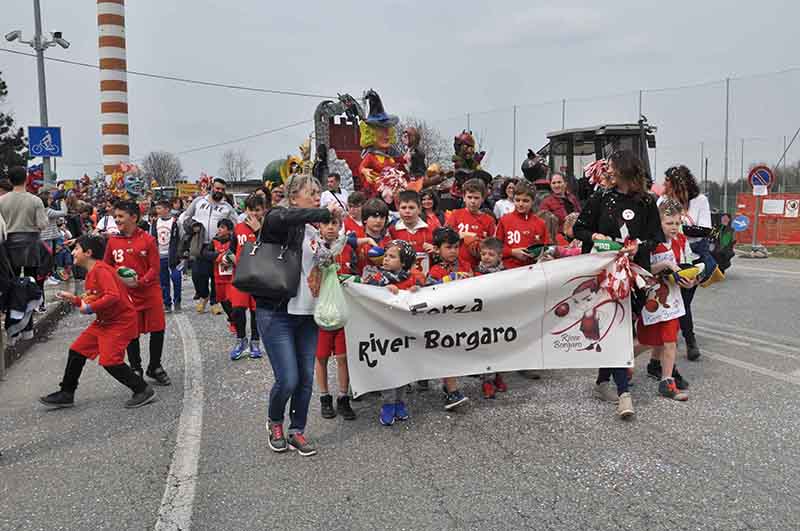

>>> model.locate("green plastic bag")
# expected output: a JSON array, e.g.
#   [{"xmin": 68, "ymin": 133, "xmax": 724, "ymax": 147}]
[{"xmin": 314, "ymin": 264, "xmax": 350, "ymax": 331}]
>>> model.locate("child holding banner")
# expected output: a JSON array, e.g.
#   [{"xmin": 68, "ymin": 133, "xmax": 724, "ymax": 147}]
[
  {"xmin": 361, "ymin": 240, "xmax": 426, "ymax": 425},
  {"xmin": 640, "ymin": 199, "xmax": 693, "ymax": 401},
  {"xmin": 389, "ymin": 191, "xmax": 435, "ymax": 255},
  {"xmin": 445, "ymin": 178, "xmax": 496, "ymax": 271},
  {"xmin": 350, "ymin": 199, "xmax": 392, "ymax": 275},
  {"xmin": 495, "ymin": 181, "xmax": 549, "ymax": 269}
]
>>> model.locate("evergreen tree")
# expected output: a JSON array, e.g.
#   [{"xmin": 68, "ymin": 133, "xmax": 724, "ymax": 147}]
[{"xmin": 0, "ymin": 71, "xmax": 29, "ymax": 178}]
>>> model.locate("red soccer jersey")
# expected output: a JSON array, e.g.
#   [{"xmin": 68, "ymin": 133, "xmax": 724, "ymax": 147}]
[
  {"xmin": 427, "ymin": 260, "xmax": 473, "ymax": 284},
  {"xmin": 354, "ymin": 232, "xmax": 392, "ymax": 275},
  {"xmin": 212, "ymin": 237, "xmax": 234, "ymax": 287},
  {"xmin": 104, "ymin": 228, "xmax": 162, "ymax": 310},
  {"xmin": 651, "ymin": 234, "xmax": 688, "ymax": 265},
  {"xmin": 495, "ymin": 211, "xmax": 549, "ymax": 269},
  {"xmin": 234, "ymin": 222, "xmax": 258, "ymax": 262},
  {"xmin": 83, "ymin": 261, "xmax": 138, "ymax": 329},
  {"xmin": 446, "ymin": 208, "xmax": 496, "ymax": 269},
  {"xmin": 389, "ymin": 218, "xmax": 434, "ymax": 254},
  {"xmin": 344, "ymin": 215, "xmax": 365, "ymax": 239}
]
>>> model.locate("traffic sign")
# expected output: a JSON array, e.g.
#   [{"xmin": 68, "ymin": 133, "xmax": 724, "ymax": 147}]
[
  {"xmin": 28, "ymin": 126, "xmax": 63, "ymax": 158},
  {"xmin": 732, "ymin": 215, "xmax": 749, "ymax": 232},
  {"xmin": 748, "ymin": 165, "xmax": 774, "ymax": 188}
]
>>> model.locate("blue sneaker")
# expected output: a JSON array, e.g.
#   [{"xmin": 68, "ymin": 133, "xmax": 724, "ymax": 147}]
[
  {"xmin": 444, "ymin": 389, "xmax": 469, "ymax": 410},
  {"xmin": 394, "ymin": 401, "xmax": 409, "ymax": 421},
  {"xmin": 379, "ymin": 403, "xmax": 396, "ymax": 426},
  {"xmin": 229, "ymin": 338, "xmax": 248, "ymax": 361},
  {"xmin": 249, "ymin": 340, "xmax": 263, "ymax": 359}
]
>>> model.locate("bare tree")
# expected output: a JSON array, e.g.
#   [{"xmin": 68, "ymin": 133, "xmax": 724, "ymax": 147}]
[
  {"xmin": 398, "ymin": 116, "xmax": 451, "ymax": 168},
  {"xmin": 219, "ymin": 149, "xmax": 253, "ymax": 182},
  {"xmin": 142, "ymin": 151, "xmax": 182, "ymax": 186}
]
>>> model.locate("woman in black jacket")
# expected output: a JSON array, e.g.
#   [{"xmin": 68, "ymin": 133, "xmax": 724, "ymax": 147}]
[
  {"xmin": 255, "ymin": 174, "xmax": 337, "ymax": 457},
  {"xmin": 573, "ymin": 150, "xmax": 665, "ymax": 419}
]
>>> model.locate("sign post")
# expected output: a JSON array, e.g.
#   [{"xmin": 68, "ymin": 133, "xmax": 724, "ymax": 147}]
[{"xmin": 748, "ymin": 165, "xmax": 774, "ymax": 249}]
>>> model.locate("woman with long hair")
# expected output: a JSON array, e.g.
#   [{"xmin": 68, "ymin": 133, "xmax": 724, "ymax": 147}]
[
  {"xmin": 255, "ymin": 174, "xmax": 338, "ymax": 456},
  {"xmin": 573, "ymin": 150, "xmax": 665, "ymax": 419},
  {"xmin": 493, "ymin": 178, "xmax": 518, "ymax": 220},
  {"xmin": 661, "ymin": 165, "xmax": 713, "ymax": 361},
  {"xmin": 419, "ymin": 188, "xmax": 444, "ymax": 229}
]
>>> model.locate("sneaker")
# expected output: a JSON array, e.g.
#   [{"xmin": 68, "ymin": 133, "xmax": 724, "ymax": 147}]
[
  {"xmin": 659, "ymin": 378, "xmax": 689, "ymax": 401},
  {"xmin": 320, "ymin": 394, "xmax": 336, "ymax": 419},
  {"xmin": 493, "ymin": 374, "xmax": 508, "ymax": 393},
  {"xmin": 132, "ymin": 367, "xmax": 144, "ymax": 380},
  {"xmin": 146, "ymin": 366, "xmax": 172, "ymax": 386},
  {"xmin": 646, "ymin": 359, "xmax": 662, "ymax": 380},
  {"xmin": 337, "ymin": 395, "xmax": 356, "ymax": 420},
  {"xmin": 210, "ymin": 303, "xmax": 223, "ymax": 316},
  {"xmin": 416, "ymin": 380, "xmax": 429, "ymax": 392},
  {"xmin": 482, "ymin": 380, "xmax": 496, "ymax": 399},
  {"xmin": 686, "ymin": 336, "xmax": 701, "ymax": 361},
  {"xmin": 593, "ymin": 381, "xmax": 620, "ymax": 403},
  {"xmin": 173, "ymin": 302, "xmax": 182, "ymax": 313},
  {"xmin": 267, "ymin": 422, "xmax": 287, "ymax": 453},
  {"xmin": 249, "ymin": 341, "xmax": 263, "ymax": 359},
  {"xmin": 444, "ymin": 390, "xmax": 469, "ymax": 410},
  {"xmin": 672, "ymin": 367, "xmax": 690, "ymax": 390},
  {"xmin": 380, "ymin": 403, "xmax": 396, "ymax": 425},
  {"xmin": 287, "ymin": 433, "xmax": 317, "ymax": 457},
  {"xmin": 617, "ymin": 392, "xmax": 635, "ymax": 419},
  {"xmin": 164, "ymin": 305, "xmax": 173, "ymax": 314},
  {"xmin": 21, "ymin": 330, "xmax": 35, "ymax": 341},
  {"xmin": 394, "ymin": 400, "xmax": 409, "ymax": 421},
  {"xmin": 45, "ymin": 276, "xmax": 60, "ymax": 286},
  {"xmin": 229, "ymin": 338, "xmax": 249, "ymax": 361},
  {"xmin": 195, "ymin": 299, "xmax": 208, "ymax": 314},
  {"xmin": 125, "ymin": 386, "xmax": 156, "ymax": 408},
  {"xmin": 39, "ymin": 390, "xmax": 75, "ymax": 409}
]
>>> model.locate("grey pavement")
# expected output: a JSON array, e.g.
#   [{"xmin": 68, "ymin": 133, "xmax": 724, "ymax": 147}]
[{"xmin": 2, "ymin": 258, "xmax": 800, "ymax": 531}]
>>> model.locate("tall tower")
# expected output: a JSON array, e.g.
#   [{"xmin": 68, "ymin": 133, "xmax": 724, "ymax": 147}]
[{"xmin": 97, "ymin": 0, "xmax": 129, "ymax": 175}]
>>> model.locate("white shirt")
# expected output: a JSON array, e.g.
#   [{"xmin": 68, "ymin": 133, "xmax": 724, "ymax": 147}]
[
  {"xmin": 97, "ymin": 215, "xmax": 119, "ymax": 235},
  {"xmin": 320, "ymin": 189, "xmax": 350, "ymax": 210},
  {"xmin": 287, "ymin": 224, "xmax": 320, "ymax": 316},
  {"xmin": 493, "ymin": 199, "xmax": 515, "ymax": 220},
  {"xmin": 156, "ymin": 217, "xmax": 175, "ymax": 257}
]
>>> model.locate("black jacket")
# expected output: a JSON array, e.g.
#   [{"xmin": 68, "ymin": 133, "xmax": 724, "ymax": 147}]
[
  {"xmin": 253, "ymin": 206, "xmax": 332, "ymax": 309},
  {"xmin": 573, "ymin": 188, "xmax": 664, "ymax": 271}
]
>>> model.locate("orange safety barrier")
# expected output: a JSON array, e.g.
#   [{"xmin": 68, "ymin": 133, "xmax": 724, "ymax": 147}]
[{"xmin": 735, "ymin": 193, "xmax": 800, "ymax": 245}]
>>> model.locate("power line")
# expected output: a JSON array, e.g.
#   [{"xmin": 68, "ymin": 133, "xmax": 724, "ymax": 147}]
[
  {"xmin": 0, "ymin": 47, "xmax": 336, "ymax": 99},
  {"xmin": 164, "ymin": 119, "xmax": 312, "ymax": 157}
]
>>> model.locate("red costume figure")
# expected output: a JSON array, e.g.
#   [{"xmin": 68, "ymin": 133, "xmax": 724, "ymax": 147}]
[
  {"xmin": 495, "ymin": 211, "xmax": 549, "ymax": 269},
  {"xmin": 357, "ymin": 90, "xmax": 403, "ymax": 198},
  {"xmin": 446, "ymin": 209, "xmax": 496, "ymax": 270}
]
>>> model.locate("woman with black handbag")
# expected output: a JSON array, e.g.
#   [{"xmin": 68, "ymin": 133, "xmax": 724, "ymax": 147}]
[{"xmin": 244, "ymin": 174, "xmax": 337, "ymax": 457}]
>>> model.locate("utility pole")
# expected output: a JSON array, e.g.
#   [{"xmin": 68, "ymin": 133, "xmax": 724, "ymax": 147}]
[
  {"xmin": 700, "ymin": 142, "xmax": 704, "ymax": 193},
  {"xmin": 512, "ymin": 105, "xmax": 517, "ymax": 178},
  {"xmin": 466, "ymin": 113, "xmax": 470, "ymax": 131},
  {"xmin": 638, "ymin": 90, "xmax": 643, "ymax": 118},
  {"xmin": 723, "ymin": 77, "xmax": 730, "ymax": 214},
  {"xmin": 740, "ymin": 138, "xmax": 745, "ymax": 196},
  {"xmin": 704, "ymin": 157, "xmax": 709, "ymax": 200},
  {"xmin": 4, "ymin": 0, "xmax": 70, "ymax": 185},
  {"xmin": 782, "ymin": 135, "xmax": 787, "ymax": 194},
  {"xmin": 561, "ymin": 99, "xmax": 566, "ymax": 129}
]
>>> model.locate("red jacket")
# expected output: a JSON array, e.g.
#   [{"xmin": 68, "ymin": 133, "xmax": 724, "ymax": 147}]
[
  {"xmin": 82, "ymin": 261, "xmax": 138, "ymax": 332},
  {"xmin": 538, "ymin": 193, "xmax": 581, "ymax": 229},
  {"xmin": 234, "ymin": 222, "xmax": 257, "ymax": 262},
  {"xmin": 358, "ymin": 152, "xmax": 400, "ymax": 198},
  {"xmin": 495, "ymin": 211, "xmax": 549, "ymax": 269},
  {"xmin": 389, "ymin": 218, "xmax": 434, "ymax": 254},
  {"xmin": 427, "ymin": 260, "xmax": 473, "ymax": 284},
  {"xmin": 103, "ymin": 228, "xmax": 162, "ymax": 311},
  {"xmin": 344, "ymin": 215, "xmax": 365, "ymax": 238},
  {"xmin": 446, "ymin": 208, "xmax": 496, "ymax": 269},
  {"xmin": 211, "ymin": 237, "xmax": 234, "ymax": 287}
]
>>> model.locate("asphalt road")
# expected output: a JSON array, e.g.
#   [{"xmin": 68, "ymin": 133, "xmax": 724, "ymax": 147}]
[{"xmin": 2, "ymin": 257, "xmax": 800, "ymax": 531}]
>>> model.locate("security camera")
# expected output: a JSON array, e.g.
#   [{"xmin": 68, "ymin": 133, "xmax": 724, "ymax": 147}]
[
  {"xmin": 4, "ymin": 30, "xmax": 22, "ymax": 42},
  {"xmin": 53, "ymin": 37, "xmax": 70, "ymax": 49}
]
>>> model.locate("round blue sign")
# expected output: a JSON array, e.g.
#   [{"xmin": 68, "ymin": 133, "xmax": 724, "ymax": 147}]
[{"xmin": 732, "ymin": 215, "xmax": 749, "ymax": 232}]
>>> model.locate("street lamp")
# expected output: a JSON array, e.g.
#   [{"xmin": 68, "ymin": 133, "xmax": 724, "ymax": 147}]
[{"xmin": 4, "ymin": 0, "xmax": 70, "ymax": 185}]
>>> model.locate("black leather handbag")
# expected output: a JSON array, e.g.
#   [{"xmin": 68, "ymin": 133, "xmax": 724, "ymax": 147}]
[{"xmin": 233, "ymin": 231, "xmax": 300, "ymax": 299}]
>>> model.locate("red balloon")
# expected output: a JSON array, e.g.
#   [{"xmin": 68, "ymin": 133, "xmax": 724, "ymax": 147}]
[{"xmin": 555, "ymin": 302, "xmax": 570, "ymax": 317}]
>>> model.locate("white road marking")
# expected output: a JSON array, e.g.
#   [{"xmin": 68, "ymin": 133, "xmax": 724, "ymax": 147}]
[
  {"xmin": 733, "ymin": 265, "xmax": 800, "ymax": 276},
  {"xmin": 694, "ymin": 318, "xmax": 800, "ymax": 348},
  {"xmin": 704, "ymin": 349, "xmax": 800, "ymax": 387},
  {"xmin": 696, "ymin": 326, "xmax": 800, "ymax": 361},
  {"xmin": 155, "ymin": 314, "xmax": 204, "ymax": 531}
]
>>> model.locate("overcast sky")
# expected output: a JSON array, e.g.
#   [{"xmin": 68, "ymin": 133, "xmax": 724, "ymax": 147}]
[{"xmin": 1, "ymin": 0, "xmax": 798, "ymax": 183}]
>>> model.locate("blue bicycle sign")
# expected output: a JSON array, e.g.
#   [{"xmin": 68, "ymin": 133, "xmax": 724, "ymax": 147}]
[{"xmin": 28, "ymin": 126, "xmax": 63, "ymax": 158}]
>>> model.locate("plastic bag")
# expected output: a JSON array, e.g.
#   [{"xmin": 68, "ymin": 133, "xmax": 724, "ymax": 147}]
[{"xmin": 314, "ymin": 263, "xmax": 350, "ymax": 331}]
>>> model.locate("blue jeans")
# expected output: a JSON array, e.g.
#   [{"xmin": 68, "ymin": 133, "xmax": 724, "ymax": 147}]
[
  {"xmin": 159, "ymin": 257, "xmax": 182, "ymax": 307},
  {"xmin": 255, "ymin": 309, "xmax": 319, "ymax": 434}
]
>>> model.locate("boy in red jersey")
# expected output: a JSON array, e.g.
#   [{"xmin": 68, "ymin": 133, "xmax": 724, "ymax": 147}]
[
  {"xmin": 343, "ymin": 191, "xmax": 366, "ymax": 238},
  {"xmin": 445, "ymin": 178, "xmax": 496, "ymax": 270},
  {"xmin": 640, "ymin": 199, "xmax": 695, "ymax": 401},
  {"xmin": 204, "ymin": 218, "xmax": 236, "ymax": 330},
  {"xmin": 104, "ymin": 200, "xmax": 171, "ymax": 386},
  {"xmin": 426, "ymin": 227, "xmax": 473, "ymax": 283},
  {"xmin": 348, "ymin": 198, "xmax": 392, "ymax": 275},
  {"xmin": 495, "ymin": 181, "xmax": 549, "ymax": 269},
  {"xmin": 227, "ymin": 194, "xmax": 265, "ymax": 360},
  {"xmin": 389, "ymin": 190, "xmax": 435, "ymax": 255},
  {"xmin": 39, "ymin": 235, "xmax": 156, "ymax": 409}
]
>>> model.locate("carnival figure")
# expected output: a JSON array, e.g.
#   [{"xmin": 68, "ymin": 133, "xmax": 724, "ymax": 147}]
[{"xmin": 357, "ymin": 90, "xmax": 405, "ymax": 199}]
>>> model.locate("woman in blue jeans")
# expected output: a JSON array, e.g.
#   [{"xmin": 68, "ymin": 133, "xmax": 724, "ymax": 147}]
[{"xmin": 254, "ymin": 174, "xmax": 338, "ymax": 457}]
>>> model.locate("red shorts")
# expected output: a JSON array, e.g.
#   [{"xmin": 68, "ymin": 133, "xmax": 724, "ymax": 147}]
[
  {"xmin": 316, "ymin": 328, "xmax": 346, "ymax": 359},
  {"xmin": 138, "ymin": 305, "xmax": 166, "ymax": 334},
  {"xmin": 636, "ymin": 318, "xmax": 680, "ymax": 347},
  {"xmin": 215, "ymin": 281, "xmax": 232, "ymax": 303},
  {"xmin": 227, "ymin": 284, "xmax": 256, "ymax": 310},
  {"xmin": 71, "ymin": 321, "xmax": 139, "ymax": 367}
]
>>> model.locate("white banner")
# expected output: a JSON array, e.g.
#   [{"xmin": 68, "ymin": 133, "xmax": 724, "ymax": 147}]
[{"xmin": 344, "ymin": 254, "xmax": 633, "ymax": 396}]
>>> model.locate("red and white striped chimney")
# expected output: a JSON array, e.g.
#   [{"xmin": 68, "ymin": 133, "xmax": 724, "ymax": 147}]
[{"xmin": 97, "ymin": 0, "xmax": 129, "ymax": 175}]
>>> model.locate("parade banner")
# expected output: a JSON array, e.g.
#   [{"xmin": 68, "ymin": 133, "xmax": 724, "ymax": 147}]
[{"xmin": 344, "ymin": 253, "xmax": 633, "ymax": 396}]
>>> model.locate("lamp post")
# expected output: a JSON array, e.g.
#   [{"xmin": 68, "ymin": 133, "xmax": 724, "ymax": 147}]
[{"xmin": 4, "ymin": 0, "xmax": 70, "ymax": 186}]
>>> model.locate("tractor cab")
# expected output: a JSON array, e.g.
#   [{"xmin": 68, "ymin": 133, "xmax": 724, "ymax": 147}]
[{"xmin": 536, "ymin": 119, "xmax": 656, "ymax": 192}]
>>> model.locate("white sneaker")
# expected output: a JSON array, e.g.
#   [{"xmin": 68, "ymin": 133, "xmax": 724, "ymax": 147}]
[
  {"xmin": 593, "ymin": 381, "xmax": 619, "ymax": 403},
  {"xmin": 617, "ymin": 392, "xmax": 635, "ymax": 419}
]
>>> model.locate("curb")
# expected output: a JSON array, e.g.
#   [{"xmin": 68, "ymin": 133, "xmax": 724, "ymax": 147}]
[{"xmin": 0, "ymin": 283, "xmax": 81, "ymax": 381}]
